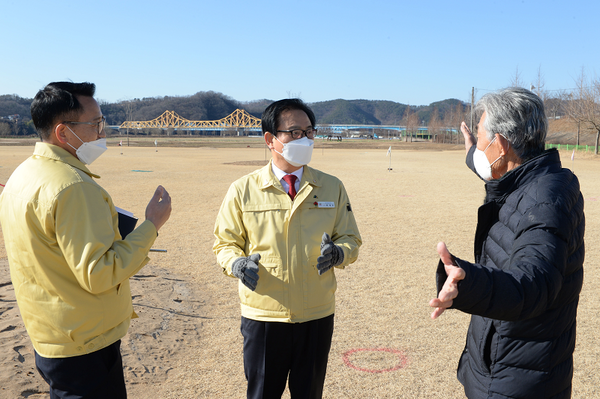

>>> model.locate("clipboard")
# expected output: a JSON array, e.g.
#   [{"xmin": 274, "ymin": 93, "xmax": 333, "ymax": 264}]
[{"xmin": 116, "ymin": 207, "xmax": 138, "ymax": 239}]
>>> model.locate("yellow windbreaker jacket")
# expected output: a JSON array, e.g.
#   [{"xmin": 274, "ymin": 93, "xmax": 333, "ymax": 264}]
[
  {"xmin": 0, "ymin": 143, "xmax": 157, "ymax": 358},
  {"xmin": 213, "ymin": 161, "xmax": 362, "ymax": 323}
]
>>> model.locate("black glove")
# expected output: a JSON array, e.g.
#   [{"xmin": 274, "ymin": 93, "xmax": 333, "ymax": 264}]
[
  {"xmin": 316, "ymin": 232, "xmax": 344, "ymax": 275},
  {"xmin": 231, "ymin": 254, "xmax": 261, "ymax": 291}
]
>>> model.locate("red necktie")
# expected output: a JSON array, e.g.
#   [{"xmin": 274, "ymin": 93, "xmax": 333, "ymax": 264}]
[{"xmin": 282, "ymin": 174, "xmax": 297, "ymax": 200}]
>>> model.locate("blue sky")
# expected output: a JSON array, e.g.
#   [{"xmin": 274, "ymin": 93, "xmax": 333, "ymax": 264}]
[{"xmin": 1, "ymin": 0, "xmax": 598, "ymax": 106}]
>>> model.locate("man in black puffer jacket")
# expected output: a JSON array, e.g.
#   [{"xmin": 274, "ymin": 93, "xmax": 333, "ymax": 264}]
[{"xmin": 430, "ymin": 88, "xmax": 584, "ymax": 399}]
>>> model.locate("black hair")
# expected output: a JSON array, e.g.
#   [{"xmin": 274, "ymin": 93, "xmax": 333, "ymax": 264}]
[
  {"xmin": 30, "ymin": 81, "xmax": 96, "ymax": 140},
  {"xmin": 261, "ymin": 98, "xmax": 316, "ymax": 136}
]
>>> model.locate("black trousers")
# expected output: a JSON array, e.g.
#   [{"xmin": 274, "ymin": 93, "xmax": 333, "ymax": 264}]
[
  {"xmin": 241, "ymin": 314, "xmax": 334, "ymax": 399},
  {"xmin": 35, "ymin": 339, "xmax": 127, "ymax": 399}
]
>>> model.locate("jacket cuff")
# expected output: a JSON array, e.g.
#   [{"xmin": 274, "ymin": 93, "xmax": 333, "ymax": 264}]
[
  {"xmin": 435, "ymin": 254, "xmax": 461, "ymax": 309},
  {"xmin": 450, "ymin": 257, "xmax": 472, "ymax": 310},
  {"xmin": 435, "ymin": 259, "xmax": 446, "ymax": 295}
]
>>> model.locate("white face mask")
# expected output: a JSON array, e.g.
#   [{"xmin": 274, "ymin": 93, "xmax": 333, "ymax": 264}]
[
  {"xmin": 274, "ymin": 136, "xmax": 314, "ymax": 167},
  {"xmin": 65, "ymin": 126, "xmax": 107, "ymax": 165},
  {"xmin": 473, "ymin": 136, "xmax": 502, "ymax": 180}
]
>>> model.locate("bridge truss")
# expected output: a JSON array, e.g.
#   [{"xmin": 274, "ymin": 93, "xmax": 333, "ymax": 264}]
[{"xmin": 119, "ymin": 109, "xmax": 261, "ymax": 130}]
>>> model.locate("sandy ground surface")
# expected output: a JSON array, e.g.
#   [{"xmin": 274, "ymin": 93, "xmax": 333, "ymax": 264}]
[{"xmin": 1, "ymin": 139, "xmax": 599, "ymax": 398}]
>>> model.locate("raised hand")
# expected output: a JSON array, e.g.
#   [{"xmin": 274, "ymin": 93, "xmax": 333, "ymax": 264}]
[
  {"xmin": 461, "ymin": 121, "xmax": 476, "ymax": 153},
  {"xmin": 145, "ymin": 185, "xmax": 172, "ymax": 231}
]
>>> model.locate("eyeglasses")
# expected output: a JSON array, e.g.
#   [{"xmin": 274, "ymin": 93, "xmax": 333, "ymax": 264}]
[
  {"xmin": 276, "ymin": 128, "xmax": 317, "ymax": 139},
  {"xmin": 63, "ymin": 115, "xmax": 106, "ymax": 135}
]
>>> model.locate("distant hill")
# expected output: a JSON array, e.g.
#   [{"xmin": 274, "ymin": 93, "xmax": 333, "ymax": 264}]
[
  {"xmin": 0, "ymin": 95, "xmax": 32, "ymax": 119},
  {"xmin": 0, "ymin": 91, "xmax": 584, "ymax": 145},
  {"xmin": 100, "ymin": 91, "xmax": 250, "ymax": 126},
  {"xmin": 0, "ymin": 91, "xmax": 468, "ymax": 128},
  {"xmin": 311, "ymin": 99, "xmax": 384, "ymax": 125}
]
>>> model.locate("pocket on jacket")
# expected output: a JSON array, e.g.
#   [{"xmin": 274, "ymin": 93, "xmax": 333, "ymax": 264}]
[
  {"xmin": 299, "ymin": 203, "xmax": 336, "ymax": 233},
  {"xmin": 483, "ymin": 322, "xmax": 496, "ymax": 371},
  {"xmin": 306, "ymin": 255, "xmax": 336, "ymax": 309},
  {"xmin": 239, "ymin": 258, "xmax": 286, "ymax": 312},
  {"xmin": 242, "ymin": 204, "xmax": 288, "ymax": 249},
  {"xmin": 468, "ymin": 316, "xmax": 494, "ymax": 375}
]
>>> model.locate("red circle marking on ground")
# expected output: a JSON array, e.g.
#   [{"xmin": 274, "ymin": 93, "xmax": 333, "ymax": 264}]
[{"xmin": 342, "ymin": 348, "xmax": 409, "ymax": 373}]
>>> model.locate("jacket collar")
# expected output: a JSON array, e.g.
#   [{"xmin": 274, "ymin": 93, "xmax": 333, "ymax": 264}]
[
  {"xmin": 34, "ymin": 142, "xmax": 100, "ymax": 179},
  {"xmin": 485, "ymin": 148, "xmax": 561, "ymax": 203},
  {"xmin": 259, "ymin": 160, "xmax": 322, "ymax": 190}
]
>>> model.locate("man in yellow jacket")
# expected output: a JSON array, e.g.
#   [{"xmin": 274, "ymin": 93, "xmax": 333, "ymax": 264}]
[
  {"xmin": 213, "ymin": 98, "xmax": 362, "ymax": 399},
  {"xmin": 0, "ymin": 82, "xmax": 171, "ymax": 398}
]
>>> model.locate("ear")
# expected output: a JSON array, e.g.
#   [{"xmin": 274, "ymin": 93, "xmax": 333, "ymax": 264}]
[
  {"xmin": 496, "ymin": 134, "xmax": 510, "ymax": 157},
  {"xmin": 264, "ymin": 132, "xmax": 275, "ymax": 149},
  {"xmin": 52, "ymin": 123, "xmax": 70, "ymax": 145}
]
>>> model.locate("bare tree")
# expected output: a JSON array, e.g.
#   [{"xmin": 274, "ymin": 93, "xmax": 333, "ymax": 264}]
[
  {"xmin": 532, "ymin": 65, "xmax": 546, "ymax": 99},
  {"xmin": 286, "ymin": 90, "xmax": 301, "ymax": 99},
  {"xmin": 566, "ymin": 69, "xmax": 590, "ymax": 148},
  {"xmin": 403, "ymin": 105, "xmax": 416, "ymax": 142},
  {"xmin": 441, "ymin": 102, "xmax": 466, "ymax": 144},
  {"xmin": 454, "ymin": 103, "xmax": 469, "ymax": 144},
  {"xmin": 531, "ymin": 66, "xmax": 567, "ymax": 122},
  {"xmin": 441, "ymin": 106, "xmax": 453, "ymax": 144},
  {"xmin": 510, "ymin": 66, "xmax": 525, "ymax": 88},
  {"xmin": 0, "ymin": 121, "xmax": 12, "ymax": 136},
  {"xmin": 585, "ymin": 79, "xmax": 600, "ymax": 154},
  {"xmin": 567, "ymin": 69, "xmax": 600, "ymax": 154},
  {"xmin": 428, "ymin": 108, "xmax": 442, "ymax": 142},
  {"xmin": 545, "ymin": 90, "xmax": 568, "ymax": 121}
]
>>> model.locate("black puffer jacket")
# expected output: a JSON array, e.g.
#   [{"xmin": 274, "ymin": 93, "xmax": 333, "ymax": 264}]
[{"xmin": 439, "ymin": 148, "xmax": 585, "ymax": 399}]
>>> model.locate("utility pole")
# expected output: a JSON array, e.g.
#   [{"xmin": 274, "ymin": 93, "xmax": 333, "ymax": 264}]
[
  {"xmin": 124, "ymin": 100, "xmax": 134, "ymax": 147},
  {"xmin": 470, "ymin": 87, "xmax": 475, "ymax": 134}
]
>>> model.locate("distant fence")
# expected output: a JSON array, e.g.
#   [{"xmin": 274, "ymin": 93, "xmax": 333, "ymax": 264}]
[{"xmin": 546, "ymin": 144, "xmax": 596, "ymax": 152}]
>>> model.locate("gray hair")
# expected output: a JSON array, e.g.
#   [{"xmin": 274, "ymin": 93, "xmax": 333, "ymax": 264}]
[{"xmin": 475, "ymin": 87, "xmax": 547, "ymax": 161}]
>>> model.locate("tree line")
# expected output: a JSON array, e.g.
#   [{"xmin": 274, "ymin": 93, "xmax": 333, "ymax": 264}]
[
  {"xmin": 2, "ymin": 78, "xmax": 600, "ymax": 154},
  {"xmin": 0, "ymin": 91, "xmax": 470, "ymax": 138}
]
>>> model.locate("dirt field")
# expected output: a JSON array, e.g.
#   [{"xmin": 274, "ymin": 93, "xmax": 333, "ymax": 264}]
[{"xmin": 1, "ymin": 139, "xmax": 599, "ymax": 398}]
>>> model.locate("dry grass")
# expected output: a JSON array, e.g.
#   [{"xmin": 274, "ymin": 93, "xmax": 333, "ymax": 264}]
[{"xmin": 0, "ymin": 139, "xmax": 599, "ymax": 398}]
